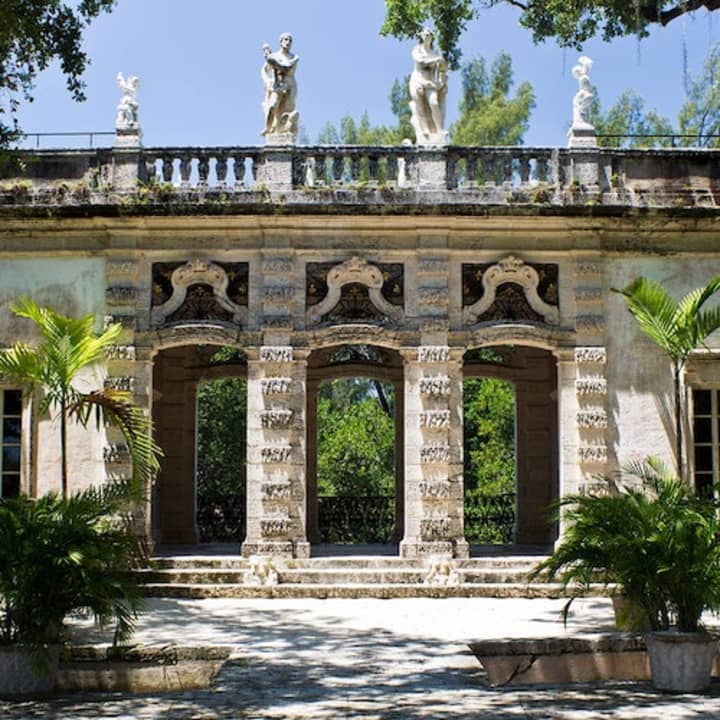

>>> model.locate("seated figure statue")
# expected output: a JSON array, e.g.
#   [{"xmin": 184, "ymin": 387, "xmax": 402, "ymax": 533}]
[
  {"xmin": 409, "ymin": 27, "xmax": 448, "ymax": 146},
  {"xmin": 261, "ymin": 33, "xmax": 300, "ymax": 142}
]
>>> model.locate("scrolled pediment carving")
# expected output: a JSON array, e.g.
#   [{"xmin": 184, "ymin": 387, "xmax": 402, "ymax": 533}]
[
  {"xmin": 306, "ymin": 257, "xmax": 404, "ymax": 325},
  {"xmin": 463, "ymin": 256, "xmax": 559, "ymax": 326},
  {"xmin": 151, "ymin": 259, "xmax": 248, "ymax": 327}
]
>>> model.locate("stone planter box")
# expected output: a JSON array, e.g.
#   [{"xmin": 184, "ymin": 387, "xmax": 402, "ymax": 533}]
[
  {"xmin": 469, "ymin": 635, "xmax": 720, "ymax": 687},
  {"xmin": 57, "ymin": 644, "xmax": 233, "ymax": 693},
  {"xmin": 0, "ymin": 645, "xmax": 60, "ymax": 696}
]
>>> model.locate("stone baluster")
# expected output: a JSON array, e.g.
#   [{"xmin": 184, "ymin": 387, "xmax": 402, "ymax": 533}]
[
  {"xmin": 233, "ymin": 154, "xmax": 246, "ymax": 187},
  {"xmin": 484, "ymin": 156, "xmax": 495, "ymax": 186},
  {"xmin": 197, "ymin": 154, "xmax": 209, "ymax": 188},
  {"xmin": 161, "ymin": 156, "xmax": 174, "ymax": 183},
  {"xmin": 519, "ymin": 156, "xmax": 531, "ymax": 187},
  {"xmin": 386, "ymin": 153, "xmax": 398, "ymax": 183},
  {"xmin": 332, "ymin": 155, "xmax": 344, "ymax": 184},
  {"xmin": 503, "ymin": 155, "xmax": 513, "ymax": 188},
  {"xmin": 215, "ymin": 155, "xmax": 228, "ymax": 188},
  {"xmin": 350, "ymin": 153, "xmax": 361, "ymax": 183},
  {"xmin": 368, "ymin": 153, "xmax": 379, "ymax": 182},
  {"xmin": 536, "ymin": 155, "xmax": 549, "ymax": 183},
  {"xmin": 179, "ymin": 155, "xmax": 192, "ymax": 189}
]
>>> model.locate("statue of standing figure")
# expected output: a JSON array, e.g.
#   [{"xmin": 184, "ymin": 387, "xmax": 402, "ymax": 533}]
[
  {"xmin": 115, "ymin": 73, "xmax": 139, "ymax": 131},
  {"xmin": 261, "ymin": 33, "xmax": 300, "ymax": 143},
  {"xmin": 409, "ymin": 27, "xmax": 448, "ymax": 146},
  {"xmin": 571, "ymin": 56, "xmax": 595, "ymax": 131}
]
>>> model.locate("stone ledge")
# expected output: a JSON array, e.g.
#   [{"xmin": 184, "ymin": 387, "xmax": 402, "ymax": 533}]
[
  {"xmin": 56, "ymin": 644, "xmax": 233, "ymax": 693},
  {"xmin": 469, "ymin": 635, "xmax": 720, "ymax": 686}
]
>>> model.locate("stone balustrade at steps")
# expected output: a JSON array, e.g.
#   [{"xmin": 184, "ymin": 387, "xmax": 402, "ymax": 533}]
[{"xmin": 136, "ymin": 552, "xmax": 609, "ymax": 599}]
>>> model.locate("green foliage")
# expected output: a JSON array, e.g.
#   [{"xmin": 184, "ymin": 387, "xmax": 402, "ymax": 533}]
[
  {"xmin": 320, "ymin": 52, "xmax": 533, "ymax": 148},
  {"xmin": 613, "ymin": 276, "xmax": 720, "ymax": 368},
  {"xmin": 196, "ymin": 377, "xmax": 247, "ymax": 542},
  {"xmin": 533, "ymin": 458, "xmax": 720, "ymax": 632},
  {"xmin": 317, "ymin": 379, "xmax": 395, "ymax": 498},
  {"xmin": 381, "ymin": 1, "xmax": 718, "ymax": 63},
  {"xmin": 451, "ymin": 53, "xmax": 535, "ymax": 146},
  {"xmin": 0, "ymin": 487, "xmax": 144, "ymax": 669},
  {"xmin": 317, "ymin": 79, "xmax": 413, "ymax": 146},
  {"xmin": 613, "ymin": 275, "xmax": 720, "ymax": 477},
  {"xmin": 590, "ymin": 90, "xmax": 674, "ymax": 148},
  {"xmin": 0, "ymin": 0, "xmax": 117, "ymax": 148},
  {"xmin": 0, "ymin": 298, "xmax": 160, "ymax": 500},
  {"xmin": 678, "ymin": 46, "xmax": 720, "ymax": 147},
  {"xmin": 463, "ymin": 377, "xmax": 516, "ymax": 543}
]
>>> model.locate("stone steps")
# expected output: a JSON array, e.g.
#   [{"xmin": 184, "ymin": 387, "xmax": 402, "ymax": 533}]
[
  {"xmin": 140, "ymin": 567, "xmax": 534, "ymax": 585},
  {"xmin": 136, "ymin": 552, "xmax": 578, "ymax": 598},
  {"xmin": 139, "ymin": 582, "xmax": 597, "ymax": 600}
]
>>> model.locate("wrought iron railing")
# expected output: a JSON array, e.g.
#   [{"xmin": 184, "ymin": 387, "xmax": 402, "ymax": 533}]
[
  {"xmin": 464, "ymin": 493, "xmax": 516, "ymax": 545},
  {"xmin": 318, "ymin": 495, "xmax": 395, "ymax": 544}
]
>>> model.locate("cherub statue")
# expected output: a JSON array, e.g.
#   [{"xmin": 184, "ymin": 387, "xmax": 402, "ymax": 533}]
[
  {"xmin": 116, "ymin": 72, "xmax": 140, "ymax": 131},
  {"xmin": 261, "ymin": 33, "xmax": 300, "ymax": 140}
]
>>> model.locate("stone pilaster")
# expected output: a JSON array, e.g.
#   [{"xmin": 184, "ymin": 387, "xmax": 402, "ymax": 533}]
[
  {"xmin": 242, "ymin": 346, "xmax": 310, "ymax": 558},
  {"xmin": 400, "ymin": 345, "xmax": 468, "ymax": 559},
  {"xmin": 103, "ymin": 257, "xmax": 153, "ymax": 541},
  {"xmin": 554, "ymin": 349, "xmax": 581, "ymax": 542}
]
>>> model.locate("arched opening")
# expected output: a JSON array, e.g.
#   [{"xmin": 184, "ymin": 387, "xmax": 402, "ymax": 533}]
[
  {"xmin": 152, "ymin": 344, "xmax": 247, "ymax": 546},
  {"xmin": 464, "ymin": 345, "xmax": 558, "ymax": 549},
  {"xmin": 307, "ymin": 345, "xmax": 404, "ymax": 551}
]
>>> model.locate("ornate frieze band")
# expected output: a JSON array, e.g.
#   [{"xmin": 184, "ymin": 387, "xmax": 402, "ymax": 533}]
[
  {"xmin": 575, "ymin": 344, "xmax": 609, "ymax": 467},
  {"xmin": 260, "ymin": 346, "xmax": 293, "ymax": 363},
  {"xmin": 261, "ymin": 377, "xmax": 293, "ymax": 395}
]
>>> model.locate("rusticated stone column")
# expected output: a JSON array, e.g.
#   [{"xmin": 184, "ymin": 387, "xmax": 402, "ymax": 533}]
[
  {"xmin": 400, "ymin": 345, "xmax": 468, "ymax": 559},
  {"xmin": 242, "ymin": 346, "xmax": 310, "ymax": 558}
]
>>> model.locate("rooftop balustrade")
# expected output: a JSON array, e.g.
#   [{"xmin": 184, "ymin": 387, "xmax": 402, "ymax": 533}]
[{"xmin": 2, "ymin": 143, "xmax": 719, "ymax": 211}]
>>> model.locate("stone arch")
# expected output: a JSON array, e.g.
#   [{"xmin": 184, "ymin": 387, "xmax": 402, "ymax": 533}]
[
  {"xmin": 148, "ymin": 331, "xmax": 249, "ymax": 546},
  {"xmin": 463, "ymin": 342, "xmax": 560, "ymax": 547},
  {"xmin": 306, "ymin": 343, "xmax": 405, "ymax": 546}
]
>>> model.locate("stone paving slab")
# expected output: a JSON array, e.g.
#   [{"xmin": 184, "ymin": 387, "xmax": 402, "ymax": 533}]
[{"xmin": 1, "ymin": 597, "xmax": 719, "ymax": 718}]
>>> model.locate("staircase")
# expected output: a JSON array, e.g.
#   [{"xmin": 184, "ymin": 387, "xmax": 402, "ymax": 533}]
[{"xmin": 137, "ymin": 548, "xmax": 604, "ymax": 599}]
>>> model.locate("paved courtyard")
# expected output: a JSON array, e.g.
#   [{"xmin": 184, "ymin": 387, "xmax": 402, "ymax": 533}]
[{"xmin": 2, "ymin": 597, "xmax": 720, "ymax": 718}]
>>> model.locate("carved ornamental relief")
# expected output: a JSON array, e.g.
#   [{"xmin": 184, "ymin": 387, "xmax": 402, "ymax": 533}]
[
  {"xmin": 151, "ymin": 259, "xmax": 248, "ymax": 326},
  {"xmin": 306, "ymin": 257, "xmax": 404, "ymax": 325},
  {"xmin": 463, "ymin": 256, "xmax": 559, "ymax": 326}
]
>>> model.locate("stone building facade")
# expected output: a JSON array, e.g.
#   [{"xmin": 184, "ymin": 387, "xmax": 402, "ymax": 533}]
[{"xmin": 1, "ymin": 141, "xmax": 720, "ymax": 558}]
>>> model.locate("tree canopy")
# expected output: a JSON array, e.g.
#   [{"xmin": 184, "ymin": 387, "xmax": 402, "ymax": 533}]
[
  {"xmin": 589, "ymin": 46, "xmax": 720, "ymax": 148},
  {"xmin": 0, "ymin": 0, "xmax": 116, "ymax": 147},
  {"xmin": 381, "ymin": 1, "xmax": 720, "ymax": 66}
]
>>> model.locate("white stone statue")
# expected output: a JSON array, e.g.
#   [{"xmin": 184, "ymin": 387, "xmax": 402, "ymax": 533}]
[
  {"xmin": 409, "ymin": 27, "xmax": 449, "ymax": 146},
  {"xmin": 261, "ymin": 33, "xmax": 300, "ymax": 143},
  {"xmin": 571, "ymin": 56, "xmax": 595, "ymax": 131},
  {"xmin": 115, "ymin": 72, "xmax": 140, "ymax": 132}
]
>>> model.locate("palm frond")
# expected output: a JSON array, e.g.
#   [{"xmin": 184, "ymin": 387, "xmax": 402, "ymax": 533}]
[
  {"xmin": 611, "ymin": 277, "xmax": 682, "ymax": 359},
  {"xmin": 68, "ymin": 388, "xmax": 161, "ymax": 501}
]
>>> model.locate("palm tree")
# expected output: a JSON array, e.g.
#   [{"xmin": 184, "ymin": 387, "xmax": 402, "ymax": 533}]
[
  {"xmin": 613, "ymin": 276, "xmax": 720, "ymax": 479},
  {"xmin": 0, "ymin": 297, "xmax": 159, "ymax": 499}
]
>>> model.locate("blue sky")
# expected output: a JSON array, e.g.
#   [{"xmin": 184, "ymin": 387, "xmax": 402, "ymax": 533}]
[{"xmin": 16, "ymin": 1, "xmax": 720, "ymax": 148}]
